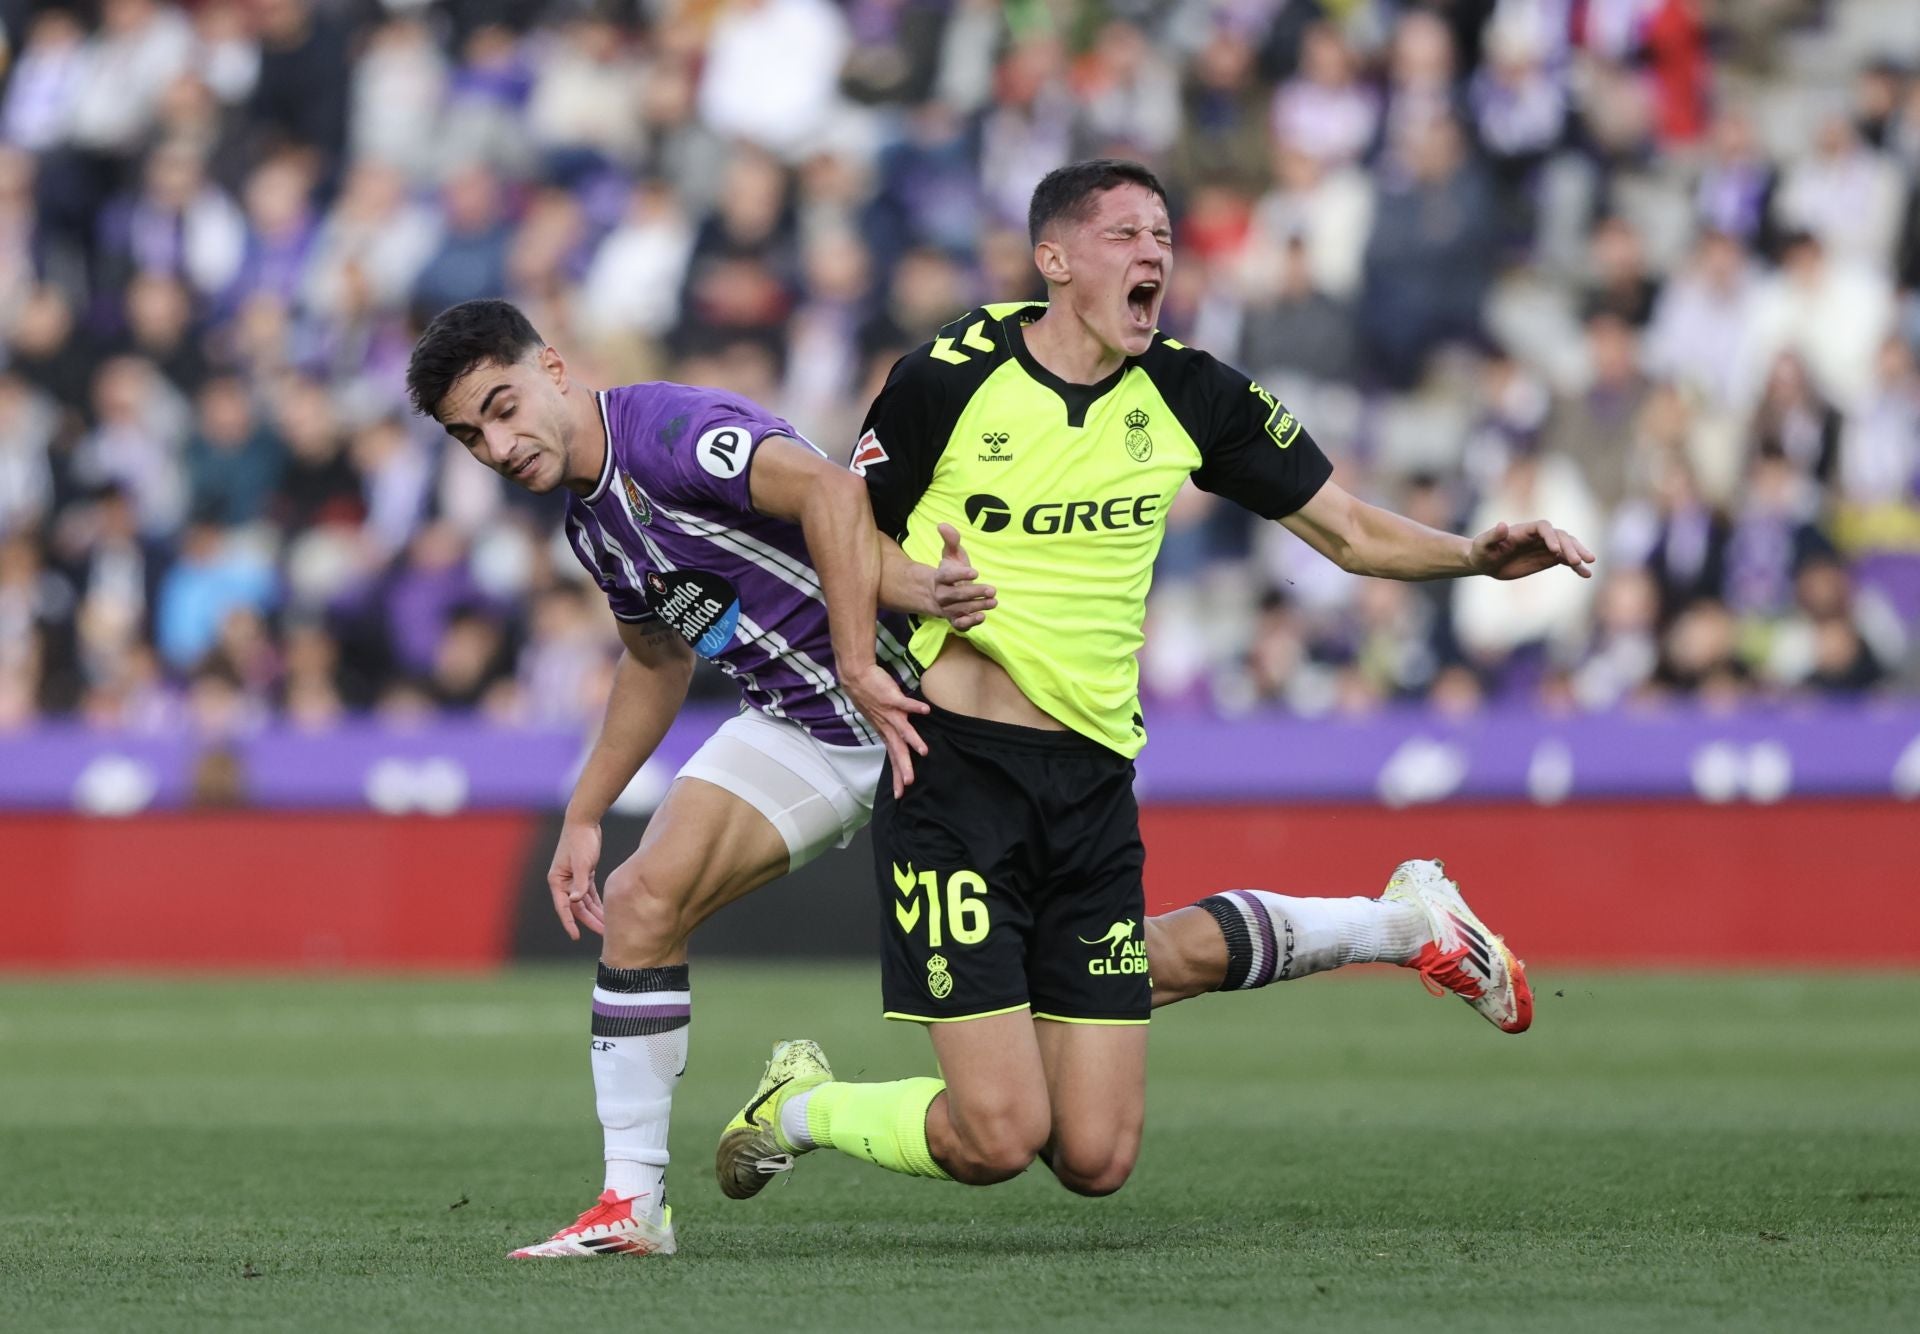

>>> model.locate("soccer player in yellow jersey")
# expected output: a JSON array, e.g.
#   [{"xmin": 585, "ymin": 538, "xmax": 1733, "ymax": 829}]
[{"xmin": 716, "ymin": 160, "xmax": 1595, "ymax": 1200}]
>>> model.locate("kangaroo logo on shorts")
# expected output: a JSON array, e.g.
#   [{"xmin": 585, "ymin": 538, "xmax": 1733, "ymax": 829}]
[
  {"xmin": 1081, "ymin": 919, "xmax": 1147, "ymax": 976},
  {"xmin": 926, "ymin": 953, "xmax": 953, "ymax": 1000}
]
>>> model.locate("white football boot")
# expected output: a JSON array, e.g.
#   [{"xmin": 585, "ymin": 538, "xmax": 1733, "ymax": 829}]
[
  {"xmin": 1383, "ymin": 858, "xmax": 1534, "ymax": 1034},
  {"xmin": 508, "ymin": 1191, "xmax": 675, "ymax": 1258}
]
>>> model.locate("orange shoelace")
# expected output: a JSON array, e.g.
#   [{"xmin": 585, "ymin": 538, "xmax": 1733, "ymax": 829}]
[
  {"xmin": 560, "ymin": 1190, "xmax": 632, "ymax": 1235},
  {"xmin": 1410, "ymin": 942, "xmax": 1485, "ymax": 1000}
]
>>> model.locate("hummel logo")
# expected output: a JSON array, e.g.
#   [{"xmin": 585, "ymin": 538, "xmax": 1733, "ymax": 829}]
[{"xmin": 978, "ymin": 430, "xmax": 1013, "ymax": 463}]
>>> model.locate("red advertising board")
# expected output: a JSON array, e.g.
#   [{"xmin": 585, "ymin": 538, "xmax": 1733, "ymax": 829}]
[{"xmin": 2, "ymin": 801, "xmax": 1915, "ymax": 970}]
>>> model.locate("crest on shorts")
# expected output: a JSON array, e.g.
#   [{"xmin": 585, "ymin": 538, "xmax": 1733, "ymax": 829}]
[
  {"xmin": 1123, "ymin": 408, "xmax": 1152, "ymax": 462},
  {"xmin": 926, "ymin": 953, "xmax": 953, "ymax": 1000}
]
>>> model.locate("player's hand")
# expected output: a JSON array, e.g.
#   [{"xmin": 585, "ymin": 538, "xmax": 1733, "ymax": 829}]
[
  {"xmin": 547, "ymin": 820, "xmax": 606, "ymax": 941},
  {"xmin": 1470, "ymin": 520, "xmax": 1596, "ymax": 581},
  {"xmin": 842, "ymin": 661, "xmax": 930, "ymax": 799},
  {"xmin": 932, "ymin": 523, "xmax": 996, "ymax": 631}
]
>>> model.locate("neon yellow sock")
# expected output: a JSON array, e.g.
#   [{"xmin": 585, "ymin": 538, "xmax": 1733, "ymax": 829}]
[{"xmin": 804, "ymin": 1077, "xmax": 953, "ymax": 1180}]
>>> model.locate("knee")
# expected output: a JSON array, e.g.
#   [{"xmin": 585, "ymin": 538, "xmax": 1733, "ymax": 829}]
[
  {"xmin": 944, "ymin": 1094, "xmax": 1050, "ymax": 1184},
  {"xmin": 1049, "ymin": 1132, "xmax": 1140, "ymax": 1198},
  {"xmin": 602, "ymin": 865, "xmax": 689, "ymax": 959}
]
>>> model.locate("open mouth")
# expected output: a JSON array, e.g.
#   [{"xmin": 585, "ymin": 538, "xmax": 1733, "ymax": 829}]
[
  {"xmin": 1126, "ymin": 279, "xmax": 1160, "ymax": 328},
  {"xmin": 508, "ymin": 454, "xmax": 537, "ymax": 480}
]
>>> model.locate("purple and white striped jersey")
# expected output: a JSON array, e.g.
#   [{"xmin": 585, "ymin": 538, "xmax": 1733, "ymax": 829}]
[{"xmin": 564, "ymin": 382, "xmax": 917, "ymax": 749}]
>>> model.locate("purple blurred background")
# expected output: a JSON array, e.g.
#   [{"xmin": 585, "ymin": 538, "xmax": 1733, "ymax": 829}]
[{"xmin": 2, "ymin": 0, "xmax": 1919, "ymax": 809}]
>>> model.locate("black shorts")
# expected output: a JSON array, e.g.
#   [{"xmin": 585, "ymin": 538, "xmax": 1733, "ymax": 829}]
[{"xmin": 871, "ymin": 704, "xmax": 1150, "ymax": 1026}]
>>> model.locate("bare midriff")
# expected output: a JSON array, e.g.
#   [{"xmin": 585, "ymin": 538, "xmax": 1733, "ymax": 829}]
[{"xmin": 918, "ymin": 635, "xmax": 1067, "ymax": 731}]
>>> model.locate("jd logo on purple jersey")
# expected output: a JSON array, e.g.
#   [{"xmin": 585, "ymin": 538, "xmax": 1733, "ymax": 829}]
[
  {"xmin": 695, "ymin": 426, "xmax": 751, "ymax": 479},
  {"xmin": 643, "ymin": 569, "xmax": 741, "ymax": 658}
]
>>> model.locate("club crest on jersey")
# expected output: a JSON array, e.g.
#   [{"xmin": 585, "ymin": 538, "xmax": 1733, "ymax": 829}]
[
  {"xmin": 619, "ymin": 472, "xmax": 653, "ymax": 527},
  {"xmin": 926, "ymin": 953, "xmax": 953, "ymax": 1000},
  {"xmin": 977, "ymin": 431, "xmax": 1013, "ymax": 463},
  {"xmin": 1123, "ymin": 408, "xmax": 1153, "ymax": 462},
  {"xmin": 850, "ymin": 429, "xmax": 889, "ymax": 477},
  {"xmin": 643, "ymin": 569, "xmax": 740, "ymax": 658}
]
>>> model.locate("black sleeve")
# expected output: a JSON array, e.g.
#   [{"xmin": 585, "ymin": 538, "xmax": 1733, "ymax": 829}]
[
  {"xmin": 1184, "ymin": 354, "xmax": 1333, "ymax": 520},
  {"xmin": 856, "ymin": 351, "xmax": 953, "ymax": 540}
]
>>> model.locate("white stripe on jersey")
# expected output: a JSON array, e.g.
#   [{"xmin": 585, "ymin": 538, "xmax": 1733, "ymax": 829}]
[
  {"xmin": 736, "ymin": 607, "xmax": 881, "ymax": 747},
  {"xmin": 653, "ymin": 500, "xmax": 918, "ymax": 683},
  {"xmin": 594, "ymin": 471, "xmax": 884, "ymax": 744},
  {"xmin": 568, "ymin": 513, "xmax": 656, "ymax": 623},
  {"xmin": 576, "ymin": 509, "xmax": 648, "ymax": 601},
  {"xmin": 579, "ymin": 504, "xmax": 805, "ymax": 729}
]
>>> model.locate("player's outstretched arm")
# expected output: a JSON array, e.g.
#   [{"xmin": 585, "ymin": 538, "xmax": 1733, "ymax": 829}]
[
  {"xmin": 750, "ymin": 436, "xmax": 930, "ymax": 795},
  {"xmin": 877, "ymin": 526, "xmax": 997, "ymax": 631},
  {"xmin": 1279, "ymin": 480, "xmax": 1595, "ymax": 582},
  {"xmin": 549, "ymin": 620, "xmax": 694, "ymax": 941}
]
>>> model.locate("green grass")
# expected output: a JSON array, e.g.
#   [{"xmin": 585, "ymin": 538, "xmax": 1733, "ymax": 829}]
[{"xmin": 2, "ymin": 967, "xmax": 1916, "ymax": 1333}]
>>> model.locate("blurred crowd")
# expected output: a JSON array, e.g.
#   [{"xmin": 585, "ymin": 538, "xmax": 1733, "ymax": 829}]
[{"xmin": 1, "ymin": 0, "xmax": 1918, "ymax": 737}]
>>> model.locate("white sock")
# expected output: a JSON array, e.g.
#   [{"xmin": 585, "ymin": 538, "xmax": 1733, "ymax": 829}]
[
  {"xmin": 1197, "ymin": 890, "xmax": 1428, "ymax": 988},
  {"xmin": 591, "ymin": 963, "xmax": 689, "ymax": 1219},
  {"xmin": 779, "ymin": 1088, "xmax": 818, "ymax": 1152}
]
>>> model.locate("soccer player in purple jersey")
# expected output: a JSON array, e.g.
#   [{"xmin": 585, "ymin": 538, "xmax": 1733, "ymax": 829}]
[{"xmin": 407, "ymin": 299, "xmax": 967, "ymax": 1257}]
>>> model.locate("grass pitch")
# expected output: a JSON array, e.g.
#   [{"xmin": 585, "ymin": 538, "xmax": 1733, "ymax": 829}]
[{"xmin": 2, "ymin": 966, "xmax": 1916, "ymax": 1333}]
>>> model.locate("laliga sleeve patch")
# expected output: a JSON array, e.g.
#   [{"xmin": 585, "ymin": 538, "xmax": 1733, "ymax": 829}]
[
  {"xmin": 850, "ymin": 429, "xmax": 889, "ymax": 477},
  {"xmin": 694, "ymin": 425, "xmax": 752, "ymax": 479}
]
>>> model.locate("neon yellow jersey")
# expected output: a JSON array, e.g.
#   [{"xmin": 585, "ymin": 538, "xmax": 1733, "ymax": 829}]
[{"xmin": 858, "ymin": 302, "xmax": 1331, "ymax": 757}]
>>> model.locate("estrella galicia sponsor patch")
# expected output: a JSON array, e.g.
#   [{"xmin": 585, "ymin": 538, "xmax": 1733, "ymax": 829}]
[{"xmin": 642, "ymin": 569, "xmax": 740, "ymax": 658}]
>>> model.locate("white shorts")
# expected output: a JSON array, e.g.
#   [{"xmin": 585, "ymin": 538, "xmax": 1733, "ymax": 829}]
[{"xmin": 675, "ymin": 709, "xmax": 884, "ymax": 868}]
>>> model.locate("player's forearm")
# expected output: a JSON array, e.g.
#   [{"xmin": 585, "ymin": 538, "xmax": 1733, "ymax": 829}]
[
  {"xmin": 1337, "ymin": 501, "xmax": 1476, "ymax": 581},
  {"xmin": 801, "ymin": 471, "xmax": 886, "ymax": 671},
  {"xmin": 564, "ymin": 644, "xmax": 691, "ymax": 825},
  {"xmin": 876, "ymin": 534, "xmax": 936, "ymax": 617}
]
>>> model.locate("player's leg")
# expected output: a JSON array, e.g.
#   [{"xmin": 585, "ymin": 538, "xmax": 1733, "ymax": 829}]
[
  {"xmin": 713, "ymin": 1011, "xmax": 1051, "ymax": 1196},
  {"xmin": 1023, "ymin": 734, "xmax": 1152, "ymax": 1197},
  {"xmin": 516, "ymin": 713, "xmax": 874, "ymax": 1257},
  {"xmin": 716, "ymin": 704, "xmax": 1052, "ymax": 1196},
  {"xmin": 1143, "ymin": 861, "xmax": 1534, "ymax": 1033},
  {"xmin": 1033, "ymin": 1020, "xmax": 1147, "ymax": 1196},
  {"xmin": 589, "ymin": 774, "xmax": 789, "ymax": 1179},
  {"xmin": 1143, "ymin": 892, "xmax": 1427, "ymax": 1003},
  {"xmin": 921, "ymin": 1012, "xmax": 1051, "ymax": 1182}
]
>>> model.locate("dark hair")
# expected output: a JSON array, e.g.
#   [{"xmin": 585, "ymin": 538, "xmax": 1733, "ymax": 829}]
[
  {"xmin": 405, "ymin": 299, "xmax": 544, "ymax": 420},
  {"xmin": 1027, "ymin": 158, "xmax": 1169, "ymax": 245}
]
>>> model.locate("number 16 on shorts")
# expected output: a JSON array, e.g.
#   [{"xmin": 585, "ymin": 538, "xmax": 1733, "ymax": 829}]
[{"xmin": 892, "ymin": 863, "xmax": 991, "ymax": 947}]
